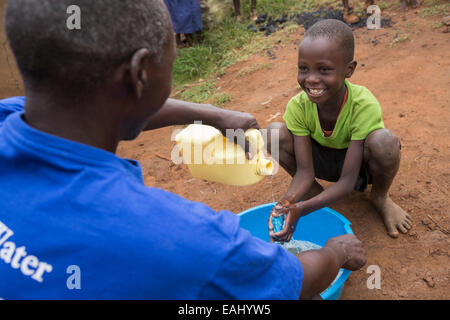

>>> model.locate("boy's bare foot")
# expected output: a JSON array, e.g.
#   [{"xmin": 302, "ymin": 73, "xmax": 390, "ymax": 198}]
[
  {"xmin": 236, "ymin": 14, "xmax": 243, "ymax": 22},
  {"xmin": 250, "ymin": 10, "xmax": 258, "ymax": 21},
  {"xmin": 370, "ymin": 195, "xmax": 412, "ymax": 238}
]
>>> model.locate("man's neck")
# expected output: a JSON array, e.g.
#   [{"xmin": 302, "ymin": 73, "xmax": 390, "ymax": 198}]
[{"xmin": 23, "ymin": 92, "xmax": 122, "ymax": 153}]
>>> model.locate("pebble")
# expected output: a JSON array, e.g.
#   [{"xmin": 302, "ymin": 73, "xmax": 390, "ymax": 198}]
[
  {"xmin": 443, "ymin": 16, "xmax": 450, "ymax": 26},
  {"xmin": 423, "ymin": 276, "xmax": 435, "ymax": 288}
]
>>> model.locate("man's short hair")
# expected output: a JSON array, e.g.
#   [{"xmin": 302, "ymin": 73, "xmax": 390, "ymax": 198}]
[
  {"xmin": 304, "ymin": 19, "xmax": 355, "ymax": 63},
  {"xmin": 5, "ymin": 0, "xmax": 172, "ymax": 94}
]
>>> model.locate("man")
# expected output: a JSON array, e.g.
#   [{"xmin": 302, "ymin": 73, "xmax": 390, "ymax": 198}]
[{"xmin": 0, "ymin": 0, "xmax": 365, "ymax": 299}]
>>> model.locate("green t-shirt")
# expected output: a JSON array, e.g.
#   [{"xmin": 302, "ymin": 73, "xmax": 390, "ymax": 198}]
[{"xmin": 283, "ymin": 80, "xmax": 385, "ymax": 149}]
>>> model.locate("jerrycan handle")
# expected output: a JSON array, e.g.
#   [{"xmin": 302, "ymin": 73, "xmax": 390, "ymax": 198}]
[
  {"xmin": 245, "ymin": 129, "xmax": 274, "ymax": 176},
  {"xmin": 244, "ymin": 129, "xmax": 264, "ymax": 155}
]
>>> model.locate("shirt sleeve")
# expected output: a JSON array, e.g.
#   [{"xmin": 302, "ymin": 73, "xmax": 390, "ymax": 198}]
[
  {"xmin": 198, "ymin": 218, "xmax": 303, "ymax": 300},
  {"xmin": 350, "ymin": 100, "xmax": 385, "ymax": 141},
  {"xmin": 283, "ymin": 94, "xmax": 310, "ymax": 136}
]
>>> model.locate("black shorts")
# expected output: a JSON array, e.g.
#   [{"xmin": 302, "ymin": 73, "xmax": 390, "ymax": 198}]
[{"xmin": 310, "ymin": 138, "xmax": 371, "ymax": 192}]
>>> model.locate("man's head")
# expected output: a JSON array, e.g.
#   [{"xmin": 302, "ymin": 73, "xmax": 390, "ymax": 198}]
[
  {"xmin": 5, "ymin": 0, "xmax": 175, "ymax": 141},
  {"xmin": 297, "ymin": 19, "xmax": 357, "ymax": 105}
]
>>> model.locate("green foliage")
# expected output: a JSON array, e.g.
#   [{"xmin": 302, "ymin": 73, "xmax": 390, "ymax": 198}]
[
  {"xmin": 213, "ymin": 92, "xmax": 232, "ymax": 108},
  {"xmin": 178, "ymin": 80, "xmax": 216, "ymax": 104},
  {"xmin": 172, "ymin": 0, "xmax": 346, "ymax": 103},
  {"xmin": 236, "ymin": 63, "xmax": 272, "ymax": 78},
  {"xmin": 420, "ymin": 0, "xmax": 450, "ymax": 17}
]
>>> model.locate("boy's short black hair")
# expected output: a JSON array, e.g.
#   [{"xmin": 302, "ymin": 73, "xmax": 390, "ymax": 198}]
[
  {"xmin": 304, "ymin": 19, "xmax": 355, "ymax": 63},
  {"xmin": 5, "ymin": 0, "xmax": 172, "ymax": 95}
]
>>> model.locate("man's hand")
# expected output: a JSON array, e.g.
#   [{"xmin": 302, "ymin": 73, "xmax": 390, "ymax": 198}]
[
  {"xmin": 325, "ymin": 234, "xmax": 366, "ymax": 271},
  {"xmin": 215, "ymin": 109, "xmax": 260, "ymax": 134},
  {"xmin": 214, "ymin": 109, "xmax": 260, "ymax": 159},
  {"xmin": 268, "ymin": 200, "xmax": 305, "ymax": 243}
]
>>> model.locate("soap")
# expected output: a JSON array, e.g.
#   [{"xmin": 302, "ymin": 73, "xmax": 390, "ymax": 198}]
[{"xmin": 272, "ymin": 214, "xmax": 285, "ymax": 234}]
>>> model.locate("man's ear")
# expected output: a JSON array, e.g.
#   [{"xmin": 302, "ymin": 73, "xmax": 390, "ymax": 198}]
[
  {"xmin": 345, "ymin": 60, "xmax": 357, "ymax": 78},
  {"xmin": 130, "ymin": 48, "xmax": 150, "ymax": 98}
]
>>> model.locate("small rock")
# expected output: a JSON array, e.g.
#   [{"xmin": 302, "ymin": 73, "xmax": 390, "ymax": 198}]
[
  {"xmin": 443, "ymin": 16, "xmax": 450, "ymax": 26},
  {"xmin": 398, "ymin": 290, "xmax": 408, "ymax": 298},
  {"xmin": 422, "ymin": 218, "xmax": 431, "ymax": 225},
  {"xmin": 399, "ymin": 113, "xmax": 405, "ymax": 118},
  {"xmin": 423, "ymin": 276, "xmax": 435, "ymax": 288},
  {"xmin": 255, "ymin": 13, "xmax": 267, "ymax": 24},
  {"xmin": 361, "ymin": 63, "xmax": 365, "ymax": 67},
  {"xmin": 266, "ymin": 49, "xmax": 277, "ymax": 60}
]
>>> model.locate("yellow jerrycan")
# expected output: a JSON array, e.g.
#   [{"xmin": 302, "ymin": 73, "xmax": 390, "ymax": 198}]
[{"xmin": 175, "ymin": 124, "xmax": 274, "ymax": 186}]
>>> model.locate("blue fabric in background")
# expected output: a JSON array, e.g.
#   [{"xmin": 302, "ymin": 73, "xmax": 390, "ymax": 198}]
[{"xmin": 164, "ymin": 0, "xmax": 203, "ymax": 34}]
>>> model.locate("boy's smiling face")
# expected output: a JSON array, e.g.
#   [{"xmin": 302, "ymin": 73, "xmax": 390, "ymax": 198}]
[{"xmin": 297, "ymin": 37, "xmax": 356, "ymax": 107}]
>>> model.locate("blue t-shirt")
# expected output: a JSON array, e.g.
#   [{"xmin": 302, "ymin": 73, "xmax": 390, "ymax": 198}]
[{"xmin": 0, "ymin": 97, "xmax": 303, "ymax": 299}]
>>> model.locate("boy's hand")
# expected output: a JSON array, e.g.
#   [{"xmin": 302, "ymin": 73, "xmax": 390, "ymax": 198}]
[{"xmin": 268, "ymin": 200, "xmax": 306, "ymax": 243}]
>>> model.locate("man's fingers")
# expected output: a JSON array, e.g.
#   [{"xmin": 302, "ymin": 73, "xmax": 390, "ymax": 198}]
[
  {"xmin": 234, "ymin": 136, "xmax": 256, "ymax": 160},
  {"xmin": 245, "ymin": 139, "xmax": 256, "ymax": 160},
  {"xmin": 246, "ymin": 119, "xmax": 261, "ymax": 130}
]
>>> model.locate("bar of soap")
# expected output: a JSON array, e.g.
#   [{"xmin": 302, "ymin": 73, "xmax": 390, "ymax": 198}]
[{"xmin": 272, "ymin": 214, "xmax": 285, "ymax": 234}]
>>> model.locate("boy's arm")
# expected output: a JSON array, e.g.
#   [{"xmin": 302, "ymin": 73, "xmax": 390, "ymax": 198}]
[
  {"xmin": 143, "ymin": 98, "xmax": 259, "ymax": 134},
  {"xmin": 272, "ymin": 140, "xmax": 364, "ymax": 242},
  {"xmin": 269, "ymin": 135, "xmax": 315, "ymax": 242},
  {"xmin": 301, "ymin": 139, "xmax": 364, "ymax": 209},
  {"xmin": 281, "ymin": 135, "xmax": 316, "ymax": 203}
]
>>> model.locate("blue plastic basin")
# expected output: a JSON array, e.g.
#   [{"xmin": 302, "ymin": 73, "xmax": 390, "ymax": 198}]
[{"xmin": 238, "ymin": 202, "xmax": 353, "ymax": 300}]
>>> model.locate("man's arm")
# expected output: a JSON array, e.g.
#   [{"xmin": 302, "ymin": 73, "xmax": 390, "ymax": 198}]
[
  {"xmin": 297, "ymin": 234, "xmax": 366, "ymax": 300},
  {"xmin": 143, "ymin": 98, "xmax": 259, "ymax": 134}
]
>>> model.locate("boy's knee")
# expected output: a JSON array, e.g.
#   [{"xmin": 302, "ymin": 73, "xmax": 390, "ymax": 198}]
[
  {"xmin": 264, "ymin": 122, "xmax": 292, "ymax": 154},
  {"xmin": 365, "ymin": 129, "xmax": 401, "ymax": 167}
]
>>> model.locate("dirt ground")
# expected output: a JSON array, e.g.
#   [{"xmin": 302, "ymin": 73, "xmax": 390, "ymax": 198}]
[{"xmin": 0, "ymin": 1, "xmax": 448, "ymax": 299}]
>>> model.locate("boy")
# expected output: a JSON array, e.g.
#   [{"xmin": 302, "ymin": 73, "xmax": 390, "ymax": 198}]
[{"xmin": 266, "ymin": 19, "xmax": 412, "ymax": 242}]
